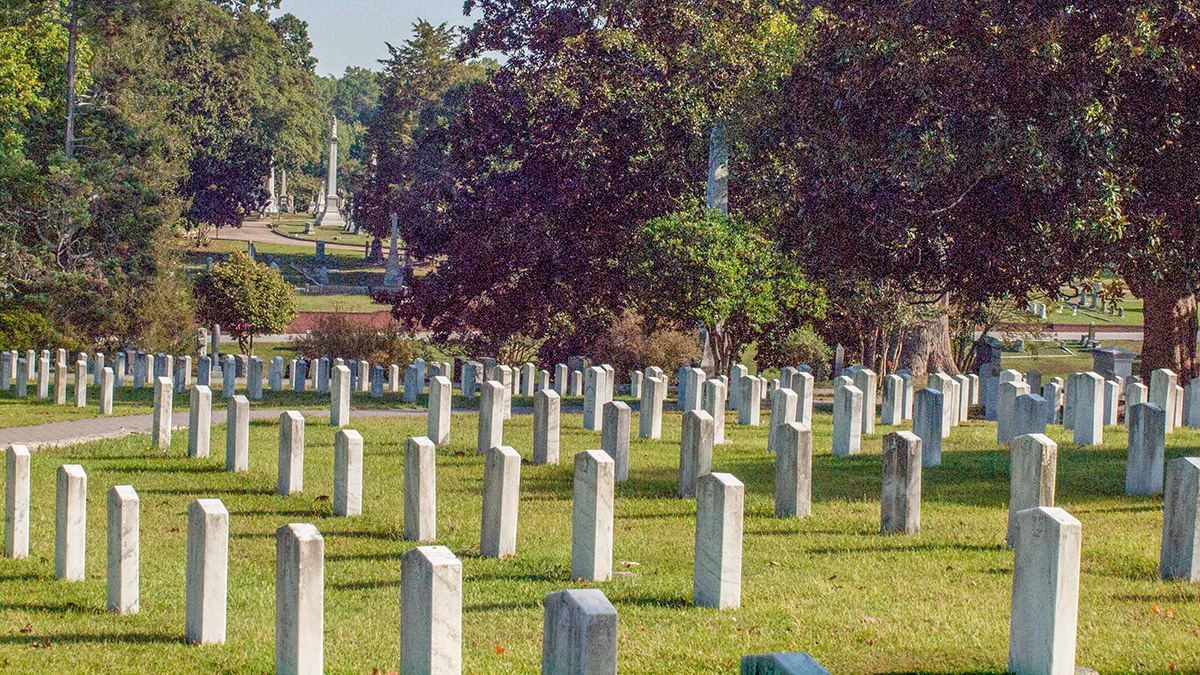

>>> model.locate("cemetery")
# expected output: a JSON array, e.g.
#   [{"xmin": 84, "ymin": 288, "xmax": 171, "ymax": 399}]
[
  {"xmin": 0, "ymin": 349, "xmax": 1197, "ymax": 672},
  {"xmin": 7, "ymin": 0, "xmax": 1200, "ymax": 672}
]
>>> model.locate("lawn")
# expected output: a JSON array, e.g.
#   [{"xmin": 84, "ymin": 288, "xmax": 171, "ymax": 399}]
[
  {"xmin": 0, "ymin": 404, "xmax": 1196, "ymax": 672},
  {"xmin": 291, "ymin": 294, "xmax": 386, "ymax": 313},
  {"xmin": 1001, "ymin": 340, "xmax": 1144, "ymax": 381},
  {"xmin": 274, "ymin": 221, "xmax": 372, "ymax": 248}
]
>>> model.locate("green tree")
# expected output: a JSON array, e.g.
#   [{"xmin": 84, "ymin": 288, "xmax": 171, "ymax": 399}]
[
  {"xmin": 628, "ymin": 204, "xmax": 826, "ymax": 376},
  {"xmin": 194, "ymin": 251, "xmax": 296, "ymax": 353}
]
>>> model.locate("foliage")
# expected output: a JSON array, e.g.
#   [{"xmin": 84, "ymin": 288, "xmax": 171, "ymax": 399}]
[
  {"xmin": 194, "ymin": 251, "xmax": 296, "ymax": 353},
  {"xmin": 0, "ymin": 307, "xmax": 60, "ymax": 351},
  {"xmin": 588, "ymin": 310, "xmax": 700, "ymax": 378},
  {"xmin": 628, "ymin": 204, "xmax": 826, "ymax": 376},
  {"xmin": 291, "ymin": 312, "xmax": 413, "ymax": 367},
  {"xmin": 756, "ymin": 325, "xmax": 831, "ymax": 377}
]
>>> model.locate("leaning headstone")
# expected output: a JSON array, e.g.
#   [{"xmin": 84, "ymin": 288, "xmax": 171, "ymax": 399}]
[
  {"xmin": 1073, "ymin": 372, "xmax": 1104, "ymax": 446},
  {"xmin": 701, "ymin": 378, "xmax": 727, "ymax": 444},
  {"xmin": 1007, "ymin": 434, "xmax": 1057, "ymax": 548},
  {"xmin": 401, "ymin": 546, "xmax": 462, "ymax": 674},
  {"xmin": 880, "ymin": 431, "xmax": 922, "ymax": 535},
  {"xmin": 275, "ymin": 523, "xmax": 324, "ymax": 675},
  {"xmin": 152, "ymin": 376, "xmax": 173, "ymax": 448},
  {"xmin": 832, "ymin": 384, "xmax": 863, "ymax": 456},
  {"xmin": 774, "ymin": 422, "xmax": 812, "ymax": 519},
  {"xmin": 56, "ymin": 464, "xmax": 87, "ymax": 581},
  {"xmin": 329, "ymin": 429, "xmax": 364, "ymax": 518},
  {"xmin": 694, "ymin": 472, "xmax": 744, "ymax": 609},
  {"xmin": 639, "ymin": 376, "xmax": 665, "ymax": 440},
  {"xmin": 107, "ymin": 485, "xmax": 140, "ymax": 615},
  {"xmin": 1161, "ymin": 457, "xmax": 1200, "ymax": 582},
  {"xmin": 601, "ymin": 402, "xmax": 631, "ymax": 481},
  {"xmin": 480, "ymin": 446, "xmax": 521, "ymax": 558},
  {"xmin": 541, "ymin": 589, "xmax": 618, "ymax": 675},
  {"xmin": 278, "ymin": 411, "xmax": 305, "ymax": 495},
  {"xmin": 478, "ymin": 380, "xmax": 505, "ymax": 455},
  {"xmin": 186, "ymin": 498, "xmax": 228, "ymax": 645},
  {"xmin": 331, "ymin": 365, "xmax": 351, "ymax": 427},
  {"xmin": 1008, "ymin": 507, "xmax": 1081, "ymax": 675},
  {"xmin": 1126, "ymin": 402, "xmax": 1166, "ymax": 496},
  {"xmin": 225, "ymin": 395, "xmax": 250, "ymax": 472},
  {"xmin": 5, "ymin": 445, "xmax": 30, "ymax": 558},
  {"xmin": 679, "ymin": 410, "xmax": 714, "ymax": 498},
  {"xmin": 572, "ymin": 450, "xmax": 615, "ymax": 582},
  {"xmin": 188, "ymin": 385, "xmax": 212, "ymax": 458},
  {"xmin": 534, "ymin": 389, "xmax": 561, "ymax": 465},
  {"xmin": 404, "ymin": 436, "xmax": 437, "ymax": 541}
]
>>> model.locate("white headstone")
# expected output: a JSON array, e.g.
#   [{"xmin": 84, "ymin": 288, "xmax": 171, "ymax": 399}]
[
  {"xmin": 572, "ymin": 450, "xmax": 615, "ymax": 582},
  {"xmin": 542, "ymin": 589, "xmax": 618, "ymax": 674},
  {"xmin": 275, "ymin": 523, "xmax": 324, "ymax": 675},
  {"xmin": 188, "ymin": 385, "xmax": 212, "ymax": 458},
  {"xmin": 679, "ymin": 410, "xmax": 714, "ymax": 498},
  {"xmin": 478, "ymin": 380, "xmax": 505, "ymax": 455},
  {"xmin": 5, "ymin": 445, "xmax": 30, "ymax": 558},
  {"xmin": 832, "ymin": 384, "xmax": 863, "ymax": 456},
  {"xmin": 55, "ymin": 464, "xmax": 87, "ymax": 581},
  {"xmin": 534, "ymin": 389, "xmax": 561, "ymax": 465},
  {"xmin": 1008, "ymin": 507, "xmax": 1081, "ymax": 675},
  {"xmin": 404, "ymin": 436, "xmax": 437, "ymax": 541},
  {"xmin": 693, "ymin": 472, "xmax": 744, "ymax": 609},
  {"xmin": 480, "ymin": 446, "xmax": 520, "ymax": 558},
  {"xmin": 401, "ymin": 546, "xmax": 462, "ymax": 674},
  {"xmin": 601, "ymin": 402, "xmax": 631, "ymax": 481},
  {"xmin": 774, "ymin": 422, "xmax": 812, "ymax": 519},
  {"xmin": 107, "ymin": 485, "xmax": 139, "ymax": 614},
  {"xmin": 1126, "ymin": 402, "xmax": 1166, "ymax": 495},
  {"xmin": 225, "ymin": 395, "xmax": 249, "ymax": 472},
  {"xmin": 186, "ymin": 498, "xmax": 228, "ymax": 645},
  {"xmin": 1007, "ymin": 434, "xmax": 1057, "ymax": 548},
  {"xmin": 278, "ymin": 411, "xmax": 305, "ymax": 495},
  {"xmin": 1161, "ymin": 457, "xmax": 1200, "ymax": 582}
]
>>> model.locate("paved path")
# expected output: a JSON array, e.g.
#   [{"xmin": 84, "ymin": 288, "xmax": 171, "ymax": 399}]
[
  {"xmin": 211, "ymin": 219, "xmax": 363, "ymax": 252},
  {"xmin": 0, "ymin": 407, "xmax": 432, "ymax": 451}
]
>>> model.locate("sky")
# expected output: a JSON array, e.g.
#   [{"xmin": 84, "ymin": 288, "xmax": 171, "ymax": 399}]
[{"xmin": 275, "ymin": 0, "xmax": 481, "ymax": 77}]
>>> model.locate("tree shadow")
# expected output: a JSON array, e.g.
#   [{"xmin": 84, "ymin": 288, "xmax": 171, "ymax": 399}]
[
  {"xmin": 0, "ymin": 632, "xmax": 183, "ymax": 646},
  {"xmin": 0, "ymin": 601, "xmax": 104, "ymax": 615}
]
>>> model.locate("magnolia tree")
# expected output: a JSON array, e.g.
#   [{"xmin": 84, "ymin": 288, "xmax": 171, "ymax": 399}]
[{"xmin": 194, "ymin": 251, "xmax": 297, "ymax": 354}]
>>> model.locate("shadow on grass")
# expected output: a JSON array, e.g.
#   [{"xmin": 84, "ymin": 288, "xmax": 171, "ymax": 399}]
[
  {"xmin": 328, "ymin": 578, "xmax": 402, "ymax": 591},
  {"xmin": 141, "ymin": 487, "xmax": 275, "ymax": 496},
  {"xmin": 802, "ymin": 542, "xmax": 1006, "ymax": 556},
  {"xmin": 1, "ymin": 601, "xmax": 105, "ymax": 615},
  {"xmin": 0, "ymin": 632, "xmax": 183, "ymax": 645},
  {"xmin": 464, "ymin": 599, "xmax": 542, "ymax": 613}
]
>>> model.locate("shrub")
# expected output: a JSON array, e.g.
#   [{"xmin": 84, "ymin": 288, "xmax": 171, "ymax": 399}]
[
  {"xmin": 759, "ymin": 325, "xmax": 832, "ymax": 376},
  {"xmin": 194, "ymin": 251, "xmax": 296, "ymax": 353},
  {"xmin": 292, "ymin": 313, "xmax": 414, "ymax": 367},
  {"xmin": 590, "ymin": 310, "xmax": 700, "ymax": 378},
  {"xmin": 0, "ymin": 307, "xmax": 59, "ymax": 351}
]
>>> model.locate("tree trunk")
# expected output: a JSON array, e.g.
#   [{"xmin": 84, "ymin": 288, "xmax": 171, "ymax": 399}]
[
  {"xmin": 901, "ymin": 294, "xmax": 960, "ymax": 377},
  {"xmin": 1140, "ymin": 281, "xmax": 1198, "ymax": 381}
]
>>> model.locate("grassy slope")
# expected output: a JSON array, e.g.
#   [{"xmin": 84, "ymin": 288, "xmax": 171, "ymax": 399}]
[{"xmin": 0, "ymin": 406, "xmax": 1196, "ymax": 673}]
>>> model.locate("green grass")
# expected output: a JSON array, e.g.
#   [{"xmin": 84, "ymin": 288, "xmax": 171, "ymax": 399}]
[
  {"xmin": 0, "ymin": 380, "xmax": 432, "ymax": 429},
  {"xmin": 274, "ymin": 222, "xmax": 372, "ymax": 248},
  {"xmin": 1001, "ymin": 340, "xmax": 1144, "ymax": 381},
  {"xmin": 291, "ymin": 294, "xmax": 385, "ymax": 313},
  {"xmin": 0, "ymin": 405, "xmax": 1196, "ymax": 672}
]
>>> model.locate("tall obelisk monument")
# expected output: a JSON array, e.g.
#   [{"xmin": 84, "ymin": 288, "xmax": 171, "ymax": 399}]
[{"xmin": 317, "ymin": 118, "xmax": 344, "ymax": 227}]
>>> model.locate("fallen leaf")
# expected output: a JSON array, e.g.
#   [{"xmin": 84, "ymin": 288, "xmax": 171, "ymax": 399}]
[
  {"xmin": 637, "ymin": 626, "xmax": 646, "ymax": 632},
  {"xmin": 1166, "ymin": 609, "xmax": 1175, "ymax": 618},
  {"xmin": 494, "ymin": 645, "xmax": 504, "ymax": 655},
  {"xmin": 315, "ymin": 495, "xmax": 329, "ymax": 501},
  {"xmin": 1152, "ymin": 604, "xmax": 1161, "ymax": 614},
  {"xmin": 19, "ymin": 622, "xmax": 32, "ymax": 634},
  {"xmin": 862, "ymin": 616, "xmax": 878, "ymax": 624}
]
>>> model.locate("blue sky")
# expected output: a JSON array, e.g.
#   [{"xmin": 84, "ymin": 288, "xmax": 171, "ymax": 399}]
[{"xmin": 276, "ymin": 0, "xmax": 481, "ymax": 77}]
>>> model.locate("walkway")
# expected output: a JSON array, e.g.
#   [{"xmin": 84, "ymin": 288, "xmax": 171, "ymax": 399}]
[
  {"xmin": 211, "ymin": 219, "xmax": 363, "ymax": 252},
  {"xmin": 0, "ymin": 407, "xmax": 430, "ymax": 451}
]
